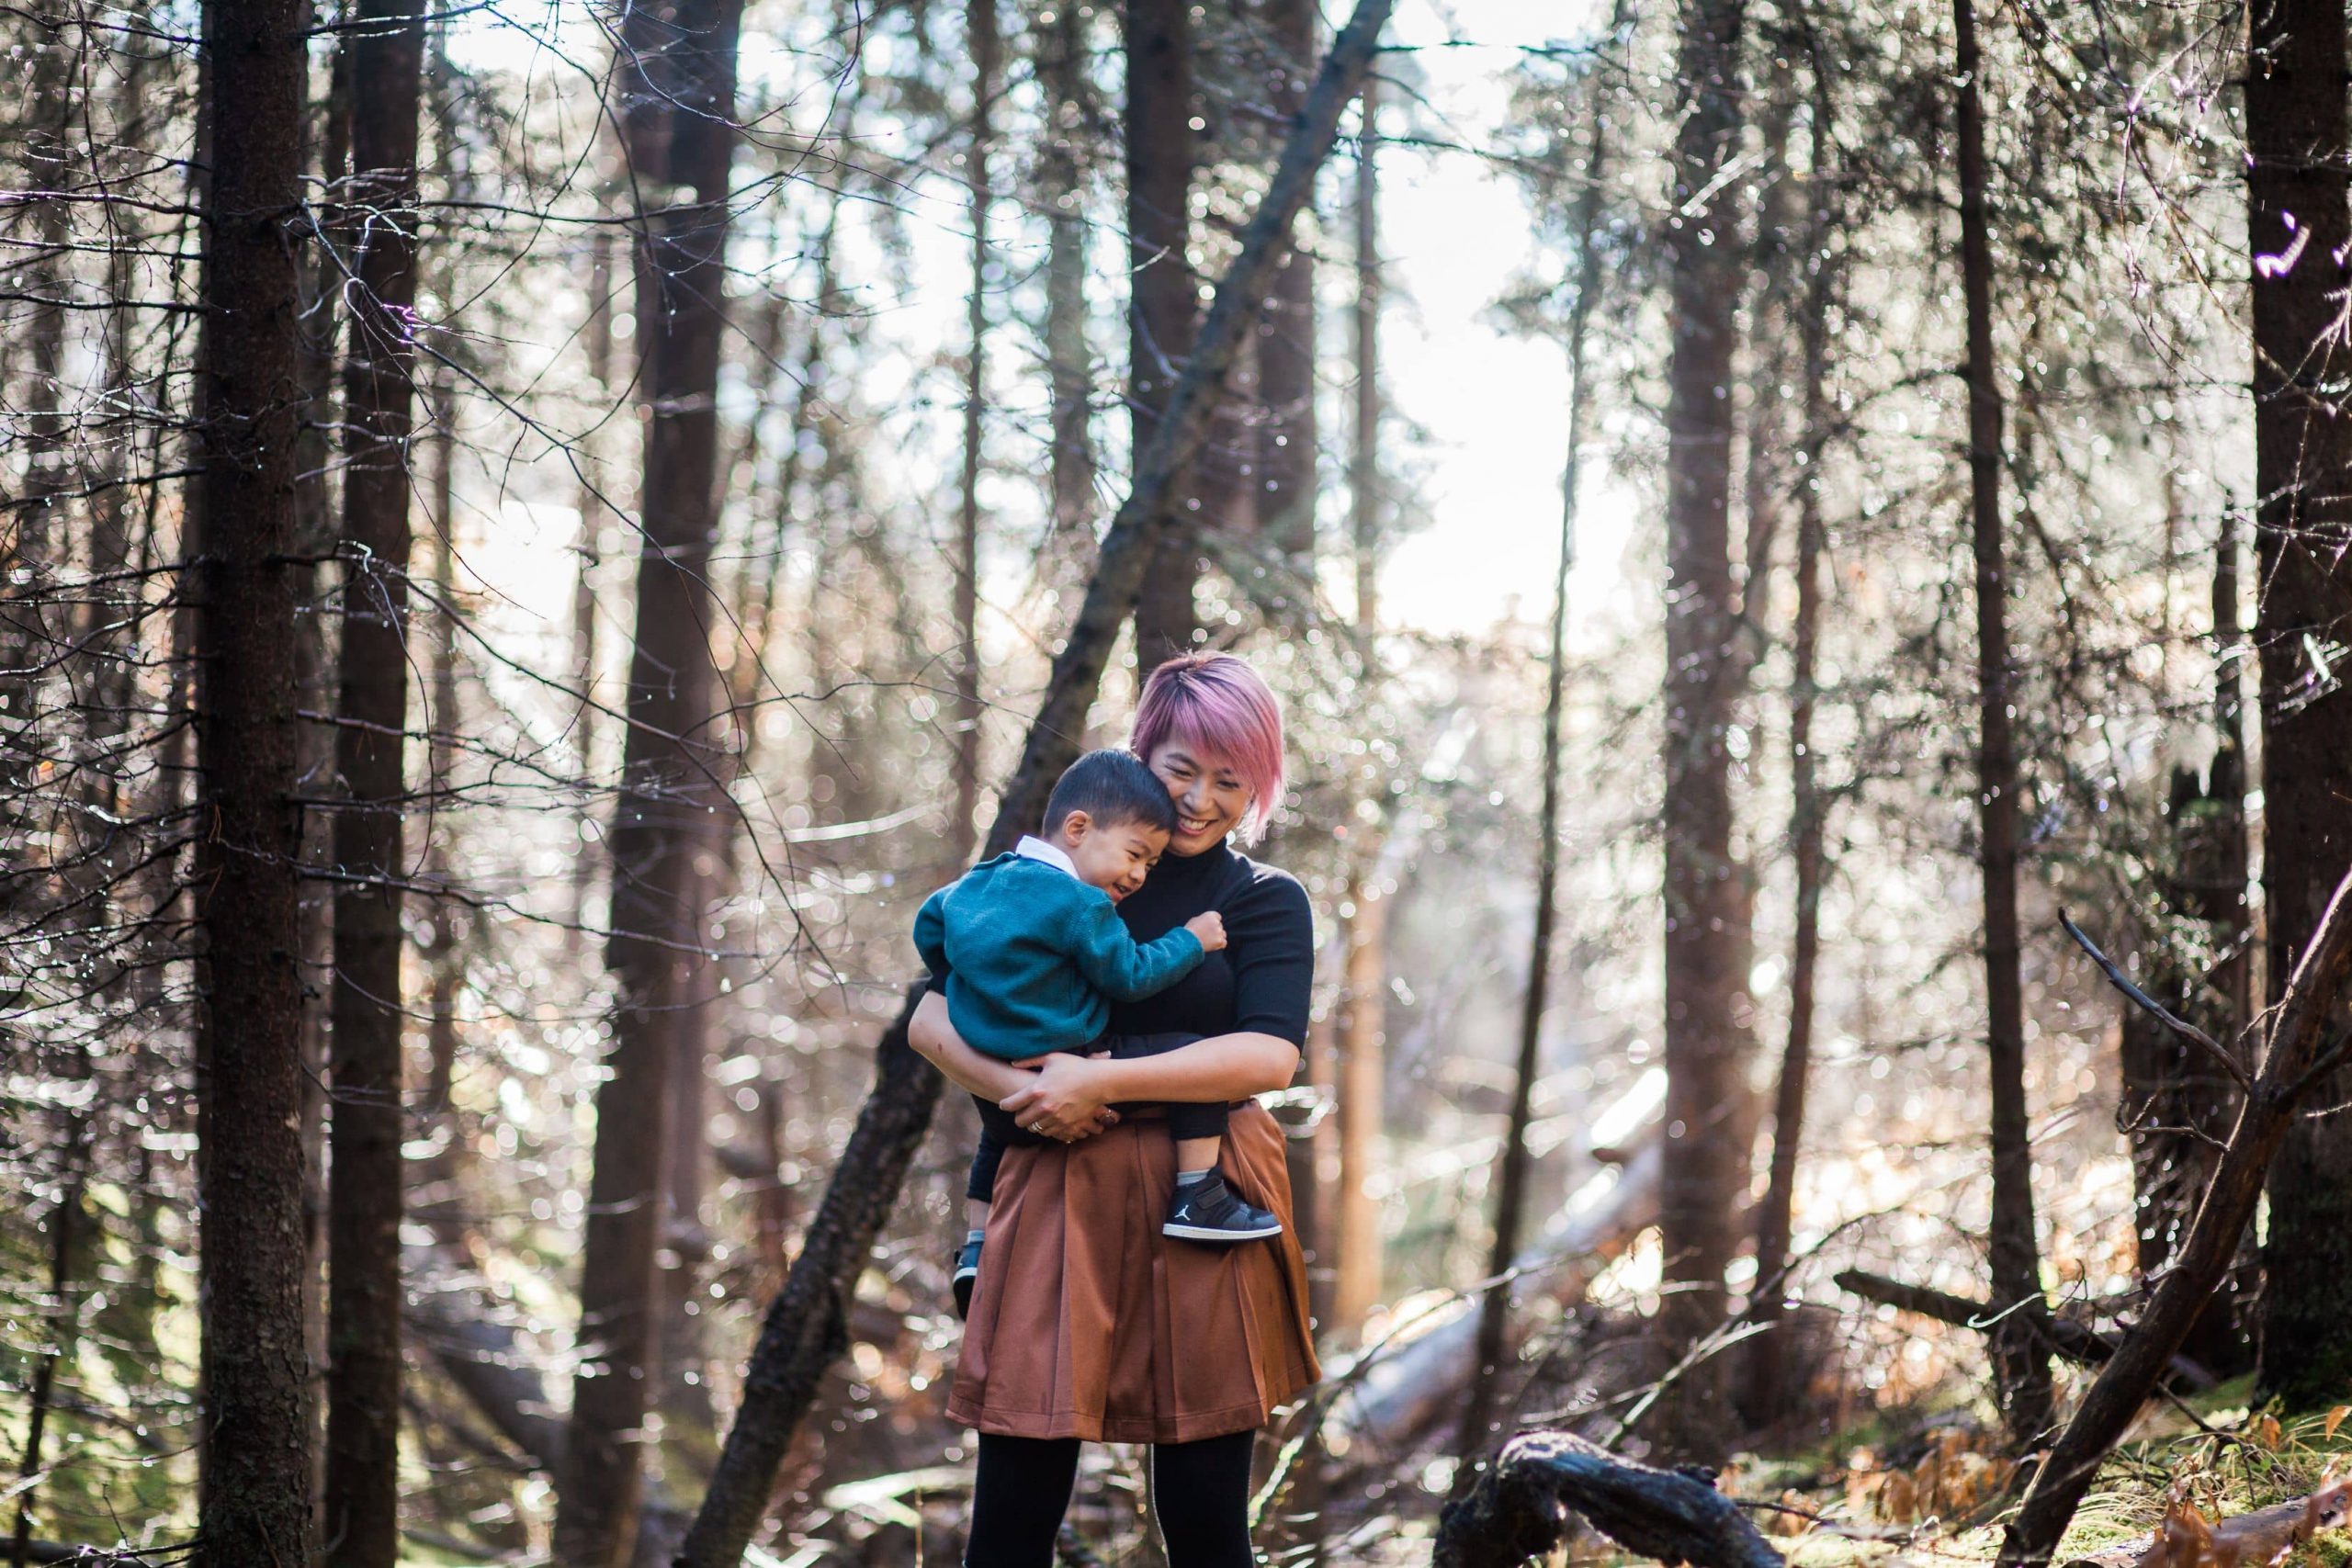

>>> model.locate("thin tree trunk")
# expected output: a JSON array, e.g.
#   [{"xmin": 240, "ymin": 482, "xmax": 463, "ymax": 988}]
[
  {"xmin": 1126, "ymin": 0, "xmax": 1199, "ymax": 660},
  {"xmin": 571, "ymin": 223, "xmax": 616, "ymax": 946},
  {"xmin": 554, "ymin": 0, "xmax": 742, "ymax": 1554},
  {"xmin": 1255, "ymin": 0, "xmax": 1317, "ymax": 572},
  {"xmin": 954, "ymin": 0, "xmax": 998, "ymax": 868},
  {"xmin": 1655, "ymin": 0, "xmax": 1758, "ymax": 1456},
  {"xmin": 1738, "ymin": 51, "xmax": 1837, "ymax": 1427},
  {"xmin": 1329, "ymin": 90, "xmax": 1385, "ymax": 1339},
  {"xmin": 673, "ymin": 12, "xmax": 1392, "ymax": 1559},
  {"xmin": 1349, "ymin": 80, "xmax": 1379, "ymax": 639},
  {"xmin": 323, "ymin": 0, "xmax": 427, "ymax": 1552},
  {"xmin": 1456, "ymin": 43, "xmax": 1608, "ymax": 1462},
  {"xmin": 1330, "ymin": 873, "xmax": 1389, "ymax": 1337},
  {"xmin": 1040, "ymin": 0, "xmax": 1095, "ymax": 559},
  {"xmin": 2246, "ymin": 0, "xmax": 2352, "ymax": 1409},
  {"xmin": 1953, "ymin": 0, "xmax": 2055, "ymax": 1450},
  {"xmin": 191, "ymin": 0, "xmax": 316, "ymax": 1543},
  {"xmin": 414, "ymin": 376, "xmax": 470, "ymax": 1252},
  {"xmin": 9, "ymin": 1118, "xmax": 88, "ymax": 1568},
  {"xmin": 1997, "ymin": 873, "xmax": 2352, "ymax": 1568}
]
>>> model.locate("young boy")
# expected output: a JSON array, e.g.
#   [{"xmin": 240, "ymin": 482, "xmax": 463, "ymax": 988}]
[{"xmin": 915, "ymin": 748, "xmax": 1283, "ymax": 1318}]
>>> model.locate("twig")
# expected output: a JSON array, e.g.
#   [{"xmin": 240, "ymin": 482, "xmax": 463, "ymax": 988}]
[{"xmin": 2059, "ymin": 909, "xmax": 2250, "ymax": 1092}]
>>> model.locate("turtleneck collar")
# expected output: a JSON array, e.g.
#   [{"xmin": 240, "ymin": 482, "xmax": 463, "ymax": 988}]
[{"xmin": 1154, "ymin": 835, "xmax": 1236, "ymax": 884}]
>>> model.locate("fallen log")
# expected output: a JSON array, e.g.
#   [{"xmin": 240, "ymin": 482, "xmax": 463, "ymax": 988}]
[
  {"xmin": 1434, "ymin": 1430, "xmax": 1784, "ymax": 1568},
  {"xmin": 1999, "ymin": 873, "xmax": 2352, "ymax": 1567},
  {"xmin": 1329, "ymin": 1139, "xmax": 1662, "ymax": 1451},
  {"xmin": 1834, "ymin": 1270, "xmax": 2217, "ymax": 1391}
]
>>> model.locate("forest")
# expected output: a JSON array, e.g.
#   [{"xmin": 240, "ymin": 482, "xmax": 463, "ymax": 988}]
[{"xmin": 4, "ymin": 0, "xmax": 2352, "ymax": 1559}]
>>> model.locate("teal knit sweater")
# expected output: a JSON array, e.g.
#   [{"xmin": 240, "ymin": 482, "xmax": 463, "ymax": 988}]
[{"xmin": 913, "ymin": 852, "xmax": 1206, "ymax": 1060}]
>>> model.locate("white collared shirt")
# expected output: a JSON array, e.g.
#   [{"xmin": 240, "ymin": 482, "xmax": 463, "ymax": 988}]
[{"xmin": 1014, "ymin": 834, "xmax": 1080, "ymax": 881}]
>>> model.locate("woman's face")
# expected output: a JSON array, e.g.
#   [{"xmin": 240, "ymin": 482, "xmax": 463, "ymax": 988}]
[{"xmin": 1143, "ymin": 739, "xmax": 1252, "ymax": 857}]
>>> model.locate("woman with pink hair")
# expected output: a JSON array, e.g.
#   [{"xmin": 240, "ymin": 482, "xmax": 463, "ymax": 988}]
[{"xmin": 908, "ymin": 651, "xmax": 1319, "ymax": 1567}]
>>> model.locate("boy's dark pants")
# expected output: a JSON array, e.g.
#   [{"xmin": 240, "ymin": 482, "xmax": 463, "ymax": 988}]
[{"xmin": 966, "ymin": 1031, "xmax": 1220, "ymax": 1202}]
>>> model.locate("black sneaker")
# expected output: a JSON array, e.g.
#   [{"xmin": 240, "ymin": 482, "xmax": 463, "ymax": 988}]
[
  {"xmin": 1163, "ymin": 1170, "xmax": 1283, "ymax": 1245},
  {"xmin": 953, "ymin": 1236, "xmax": 983, "ymax": 1320}
]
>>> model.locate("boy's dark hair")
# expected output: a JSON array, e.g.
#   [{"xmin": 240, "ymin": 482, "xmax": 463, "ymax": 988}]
[{"xmin": 1043, "ymin": 749, "xmax": 1178, "ymax": 839}]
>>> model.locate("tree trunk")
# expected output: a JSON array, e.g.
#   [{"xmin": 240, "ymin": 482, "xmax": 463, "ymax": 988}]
[
  {"xmin": 414, "ymin": 377, "xmax": 471, "ymax": 1252},
  {"xmin": 673, "ymin": 10, "xmax": 1392, "ymax": 1558},
  {"xmin": 1455, "ymin": 44, "xmax": 1609, "ymax": 1463},
  {"xmin": 1953, "ymin": 0, "xmax": 2056, "ymax": 1450},
  {"xmin": 1738, "ymin": 51, "xmax": 1838, "ymax": 1428},
  {"xmin": 571, "ymin": 224, "xmax": 616, "ymax": 946},
  {"xmin": 1655, "ymin": 0, "xmax": 1758, "ymax": 1456},
  {"xmin": 554, "ymin": 0, "xmax": 741, "ymax": 1557},
  {"xmin": 1126, "ymin": 0, "xmax": 1200, "ymax": 660},
  {"xmin": 1328, "ymin": 79, "xmax": 1386, "ymax": 1343},
  {"xmin": 1040, "ymin": 0, "xmax": 1095, "ymax": 560},
  {"xmin": 954, "ymin": 0, "xmax": 999, "ymax": 868},
  {"xmin": 1330, "ymin": 871, "xmax": 1389, "ymax": 1337},
  {"xmin": 191, "ymin": 0, "xmax": 317, "ymax": 1545},
  {"xmin": 1255, "ymin": 0, "xmax": 1317, "ymax": 574},
  {"xmin": 9, "ymin": 1113, "xmax": 90, "ymax": 1566},
  {"xmin": 2246, "ymin": 0, "xmax": 2352, "ymax": 1411},
  {"xmin": 1349, "ymin": 79, "xmax": 1380, "ymax": 639},
  {"xmin": 323, "ymin": 0, "xmax": 426, "ymax": 1554}
]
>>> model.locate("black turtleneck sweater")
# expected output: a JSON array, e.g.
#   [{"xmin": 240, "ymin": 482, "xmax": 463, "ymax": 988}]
[{"xmin": 1105, "ymin": 838, "xmax": 1313, "ymax": 1051}]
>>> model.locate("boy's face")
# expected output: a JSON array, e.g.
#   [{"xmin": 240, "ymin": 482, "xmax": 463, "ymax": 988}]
[{"xmin": 1055, "ymin": 811, "xmax": 1170, "ymax": 903}]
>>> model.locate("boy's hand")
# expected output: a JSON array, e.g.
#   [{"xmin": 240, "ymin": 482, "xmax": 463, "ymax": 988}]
[{"xmin": 1184, "ymin": 911, "xmax": 1227, "ymax": 953}]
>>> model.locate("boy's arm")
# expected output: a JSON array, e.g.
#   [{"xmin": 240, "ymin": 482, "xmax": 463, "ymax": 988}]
[
  {"xmin": 1064, "ymin": 893, "xmax": 1204, "ymax": 1002},
  {"xmin": 913, "ymin": 888, "xmax": 951, "ymax": 979}
]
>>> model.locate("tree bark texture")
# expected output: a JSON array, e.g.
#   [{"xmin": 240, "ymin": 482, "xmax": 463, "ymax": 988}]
[
  {"xmin": 1040, "ymin": 0, "xmax": 1096, "ymax": 558},
  {"xmin": 556, "ymin": 0, "xmax": 741, "ymax": 1556},
  {"xmin": 951, "ymin": 0, "xmax": 997, "ymax": 868},
  {"xmin": 2245, "ymin": 0, "xmax": 2352, "ymax": 1410},
  {"xmin": 1998, "ymin": 871, "xmax": 2352, "ymax": 1567},
  {"xmin": 1656, "ymin": 0, "xmax": 1758, "ymax": 1452},
  {"xmin": 1126, "ymin": 0, "xmax": 1201, "ymax": 660},
  {"xmin": 323, "ymin": 0, "xmax": 427, "ymax": 1555},
  {"xmin": 1952, "ymin": 0, "xmax": 2056, "ymax": 1450},
  {"xmin": 191, "ymin": 0, "xmax": 317, "ymax": 1546},
  {"xmin": 1255, "ymin": 0, "xmax": 1317, "ymax": 570},
  {"xmin": 673, "ymin": 6, "xmax": 1394, "ymax": 1558}
]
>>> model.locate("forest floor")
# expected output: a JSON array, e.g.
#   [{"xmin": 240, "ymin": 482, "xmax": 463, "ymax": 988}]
[{"xmin": 1695, "ymin": 1386, "xmax": 2352, "ymax": 1568}]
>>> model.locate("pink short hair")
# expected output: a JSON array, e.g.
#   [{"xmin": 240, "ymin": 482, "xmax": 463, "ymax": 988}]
[{"xmin": 1131, "ymin": 653, "xmax": 1287, "ymax": 846}]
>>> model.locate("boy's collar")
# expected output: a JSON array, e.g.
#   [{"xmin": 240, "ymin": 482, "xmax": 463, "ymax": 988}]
[{"xmin": 1013, "ymin": 834, "xmax": 1080, "ymax": 881}]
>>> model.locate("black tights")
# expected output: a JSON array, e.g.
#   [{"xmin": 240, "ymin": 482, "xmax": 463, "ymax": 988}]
[{"xmin": 965, "ymin": 1430, "xmax": 1258, "ymax": 1568}]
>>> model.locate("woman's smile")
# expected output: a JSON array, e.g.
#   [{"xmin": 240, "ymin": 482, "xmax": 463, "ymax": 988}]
[{"xmin": 1145, "ymin": 740, "xmax": 1252, "ymax": 854}]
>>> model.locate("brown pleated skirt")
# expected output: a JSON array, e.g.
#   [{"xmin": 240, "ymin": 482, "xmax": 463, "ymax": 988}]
[{"xmin": 947, "ymin": 1100, "xmax": 1321, "ymax": 1444}]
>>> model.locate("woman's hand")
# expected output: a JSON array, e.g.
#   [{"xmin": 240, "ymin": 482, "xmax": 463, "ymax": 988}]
[{"xmin": 1001, "ymin": 1054, "xmax": 1121, "ymax": 1142}]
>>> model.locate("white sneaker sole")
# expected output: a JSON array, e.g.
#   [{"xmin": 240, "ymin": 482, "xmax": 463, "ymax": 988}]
[{"xmin": 1162, "ymin": 1222, "xmax": 1283, "ymax": 1243}]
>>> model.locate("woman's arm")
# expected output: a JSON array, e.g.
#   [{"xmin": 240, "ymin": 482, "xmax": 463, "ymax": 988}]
[
  {"xmin": 906, "ymin": 990, "xmax": 1037, "ymax": 1102},
  {"xmin": 1001, "ymin": 1031, "xmax": 1298, "ymax": 1140},
  {"xmin": 907, "ymin": 991, "xmax": 1119, "ymax": 1138}
]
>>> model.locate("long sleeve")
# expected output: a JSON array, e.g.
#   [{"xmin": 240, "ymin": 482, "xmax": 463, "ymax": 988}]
[
  {"xmin": 1065, "ymin": 896, "xmax": 1204, "ymax": 1002},
  {"xmin": 913, "ymin": 886, "xmax": 951, "ymax": 980},
  {"xmin": 1223, "ymin": 868, "xmax": 1313, "ymax": 1046}
]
